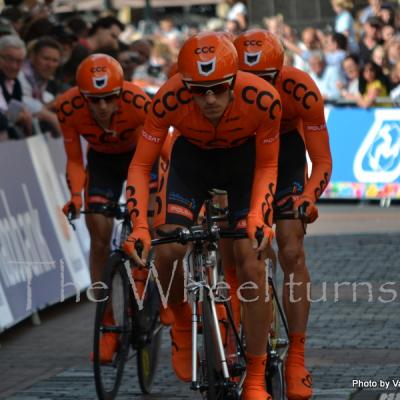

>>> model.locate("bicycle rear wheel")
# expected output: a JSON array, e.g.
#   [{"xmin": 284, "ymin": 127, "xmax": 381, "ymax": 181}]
[
  {"xmin": 134, "ymin": 278, "xmax": 163, "ymax": 394},
  {"xmin": 93, "ymin": 252, "xmax": 131, "ymax": 400}
]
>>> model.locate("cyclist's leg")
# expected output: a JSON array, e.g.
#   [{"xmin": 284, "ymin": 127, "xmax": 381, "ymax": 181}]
[
  {"xmin": 276, "ymin": 219, "xmax": 312, "ymax": 400},
  {"xmin": 274, "ymin": 130, "xmax": 312, "ymax": 399},
  {"xmin": 85, "ymin": 212, "xmax": 114, "ymax": 285},
  {"xmin": 224, "ymin": 137, "xmax": 272, "ymax": 399},
  {"xmin": 234, "ymin": 239, "xmax": 272, "ymax": 400},
  {"xmin": 152, "ymin": 136, "xmax": 208, "ymax": 382},
  {"xmin": 85, "ymin": 149, "xmax": 133, "ymax": 286}
]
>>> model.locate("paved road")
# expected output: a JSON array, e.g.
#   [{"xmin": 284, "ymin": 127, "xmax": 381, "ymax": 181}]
[{"xmin": 1, "ymin": 204, "xmax": 399, "ymax": 400}]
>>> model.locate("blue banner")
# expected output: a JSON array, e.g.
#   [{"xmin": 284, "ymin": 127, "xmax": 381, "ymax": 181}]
[{"xmin": 323, "ymin": 108, "xmax": 400, "ymax": 199}]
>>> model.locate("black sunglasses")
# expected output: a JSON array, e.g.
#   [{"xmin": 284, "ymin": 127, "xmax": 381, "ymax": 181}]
[
  {"xmin": 185, "ymin": 78, "xmax": 234, "ymax": 97},
  {"xmin": 86, "ymin": 94, "xmax": 120, "ymax": 104}
]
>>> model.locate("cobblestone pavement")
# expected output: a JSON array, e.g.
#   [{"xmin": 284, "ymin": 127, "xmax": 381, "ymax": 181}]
[{"xmin": 1, "ymin": 205, "xmax": 400, "ymax": 400}]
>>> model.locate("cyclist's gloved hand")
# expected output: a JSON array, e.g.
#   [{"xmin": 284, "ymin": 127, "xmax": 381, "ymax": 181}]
[
  {"xmin": 62, "ymin": 194, "xmax": 82, "ymax": 220},
  {"xmin": 123, "ymin": 227, "xmax": 151, "ymax": 267},
  {"xmin": 293, "ymin": 195, "xmax": 318, "ymax": 223},
  {"xmin": 247, "ymin": 216, "xmax": 274, "ymax": 252}
]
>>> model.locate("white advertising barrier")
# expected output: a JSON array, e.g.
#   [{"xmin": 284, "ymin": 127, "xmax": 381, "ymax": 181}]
[
  {"xmin": 0, "ymin": 137, "xmax": 90, "ymax": 332},
  {"xmin": 27, "ymin": 135, "xmax": 90, "ymax": 292}
]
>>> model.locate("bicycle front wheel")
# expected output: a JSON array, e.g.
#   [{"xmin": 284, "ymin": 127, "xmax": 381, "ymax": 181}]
[
  {"xmin": 202, "ymin": 295, "xmax": 226, "ymax": 400},
  {"xmin": 135, "ymin": 278, "xmax": 163, "ymax": 394},
  {"xmin": 93, "ymin": 252, "xmax": 131, "ymax": 400},
  {"xmin": 266, "ymin": 353, "xmax": 285, "ymax": 400}
]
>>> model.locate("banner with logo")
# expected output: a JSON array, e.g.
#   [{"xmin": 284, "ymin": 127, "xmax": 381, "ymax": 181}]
[
  {"xmin": 0, "ymin": 137, "xmax": 89, "ymax": 332},
  {"xmin": 322, "ymin": 108, "xmax": 400, "ymax": 199}
]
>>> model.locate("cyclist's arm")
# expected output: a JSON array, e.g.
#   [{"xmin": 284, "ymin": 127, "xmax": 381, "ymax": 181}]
[
  {"xmin": 61, "ymin": 122, "xmax": 86, "ymax": 198},
  {"xmin": 301, "ymin": 76, "xmax": 333, "ymax": 201},
  {"xmin": 126, "ymin": 114, "xmax": 168, "ymax": 231},
  {"xmin": 248, "ymin": 99, "xmax": 282, "ymax": 229}
]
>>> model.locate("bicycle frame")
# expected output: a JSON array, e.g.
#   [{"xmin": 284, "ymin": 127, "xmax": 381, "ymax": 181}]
[
  {"xmin": 149, "ymin": 199, "xmax": 247, "ymax": 395},
  {"xmin": 186, "ymin": 229, "xmax": 231, "ymax": 388}
]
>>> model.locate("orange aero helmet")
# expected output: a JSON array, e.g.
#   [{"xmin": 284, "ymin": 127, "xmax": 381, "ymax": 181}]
[
  {"xmin": 234, "ymin": 29, "xmax": 284, "ymax": 75},
  {"xmin": 76, "ymin": 53, "xmax": 124, "ymax": 96},
  {"xmin": 178, "ymin": 32, "xmax": 238, "ymax": 83}
]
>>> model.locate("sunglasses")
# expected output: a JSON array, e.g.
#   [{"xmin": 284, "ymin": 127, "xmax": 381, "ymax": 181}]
[
  {"xmin": 185, "ymin": 78, "xmax": 233, "ymax": 97},
  {"xmin": 256, "ymin": 69, "xmax": 279, "ymax": 85},
  {"xmin": 85, "ymin": 93, "xmax": 120, "ymax": 104}
]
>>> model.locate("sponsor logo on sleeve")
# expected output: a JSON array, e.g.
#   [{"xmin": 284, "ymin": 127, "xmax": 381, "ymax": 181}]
[{"xmin": 142, "ymin": 130, "xmax": 161, "ymax": 143}]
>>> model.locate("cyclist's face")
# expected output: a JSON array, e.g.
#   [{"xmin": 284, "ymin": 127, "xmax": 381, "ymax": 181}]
[
  {"xmin": 86, "ymin": 94, "xmax": 119, "ymax": 124},
  {"xmin": 188, "ymin": 80, "xmax": 232, "ymax": 125}
]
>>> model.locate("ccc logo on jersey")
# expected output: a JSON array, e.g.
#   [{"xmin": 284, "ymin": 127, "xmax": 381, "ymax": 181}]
[
  {"xmin": 121, "ymin": 90, "xmax": 151, "ymax": 113},
  {"xmin": 57, "ymin": 95, "xmax": 85, "ymax": 122},
  {"xmin": 282, "ymin": 78, "xmax": 318, "ymax": 109},
  {"xmin": 241, "ymin": 86, "xmax": 281, "ymax": 120},
  {"xmin": 153, "ymin": 87, "xmax": 192, "ymax": 118}
]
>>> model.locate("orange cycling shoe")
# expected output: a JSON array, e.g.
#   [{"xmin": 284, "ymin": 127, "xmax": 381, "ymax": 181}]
[
  {"xmin": 285, "ymin": 333, "xmax": 313, "ymax": 400},
  {"xmin": 285, "ymin": 361, "xmax": 313, "ymax": 400},
  {"xmin": 170, "ymin": 325, "xmax": 192, "ymax": 382},
  {"xmin": 242, "ymin": 353, "xmax": 272, "ymax": 400}
]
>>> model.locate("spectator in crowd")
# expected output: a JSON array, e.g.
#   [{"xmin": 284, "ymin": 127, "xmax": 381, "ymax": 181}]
[
  {"xmin": 338, "ymin": 53, "xmax": 361, "ymax": 101},
  {"xmin": 118, "ymin": 39, "xmax": 151, "ymax": 81},
  {"xmin": 158, "ymin": 17, "xmax": 182, "ymax": 43},
  {"xmin": 358, "ymin": 0, "xmax": 383, "ymax": 25},
  {"xmin": 371, "ymin": 44, "xmax": 390, "ymax": 75},
  {"xmin": 358, "ymin": 16, "xmax": 383, "ymax": 65},
  {"xmin": 62, "ymin": 16, "xmax": 125, "ymax": 86},
  {"xmin": 226, "ymin": 0, "xmax": 248, "ymax": 30},
  {"xmin": 389, "ymin": 60, "xmax": 400, "ymax": 103},
  {"xmin": 381, "ymin": 24, "xmax": 396, "ymax": 43},
  {"xmin": 20, "ymin": 37, "xmax": 64, "ymax": 104},
  {"xmin": 324, "ymin": 32, "xmax": 348, "ymax": 70},
  {"xmin": 0, "ymin": 35, "xmax": 32, "ymax": 138},
  {"xmin": 386, "ymin": 36, "xmax": 400, "ymax": 67},
  {"xmin": 65, "ymin": 16, "xmax": 89, "ymax": 40},
  {"xmin": 357, "ymin": 60, "xmax": 389, "ymax": 107},
  {"xmin": 0, "ymin": 17, "xmax": 17, "ymax": 37},
  {"xmin": 183, "ymin": 22, "xmax": 201, "ymax": 40},
  {"xmin": 308, "ymin": 51, "xmax": 342, "ymax": 101},
  {"xmin": 263, "ymin": 14, "xmax": 284, "ymax": 36},
  {"xmin": 224, "ymin": 18, "xmax": 242, "ymax": 38},
  {"xmin": 282, "ymin": 27, "xmax": 322, "ymax": 72},
  {"xmin": 19, "ymin": 36, "xmax": 64, "ymax": 136},
  {"xmin": 80, "ymin": 16, "xmax": 124, "ymax": 53},
  {"xmin": 0, "ymin": 6, "xmax": 25, "ymax": 35},
  {"xmin": 331, "ymin": 0, "xmax": 358, "ymax": 52},
  {"xmin": 378, "ymin": 3, "xmax": 396, "ymax": 26},
  {"xmin": 21, "ymin": 16, "xmax": 55, "ymax": 43}
]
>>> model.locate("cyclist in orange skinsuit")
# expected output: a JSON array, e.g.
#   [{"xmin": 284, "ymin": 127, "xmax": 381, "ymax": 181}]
[
  {"xmin": 233, "ymin": 29, "xmax": 333, "ymax": 400},
  {"xmin": 124, "ymin": 32, "xmax": 282, "ymax": 400},
  {"xmin": 57, "ymin": 54, "xmax": 151, "ymax": 362}
]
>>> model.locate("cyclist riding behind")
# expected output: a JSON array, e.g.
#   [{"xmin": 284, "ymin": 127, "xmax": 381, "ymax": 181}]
[
  {"xmin": 56, "ymin": 54, "xmax": 152, "ymax": 362},
  {"xmin": 124, "ymin": 32, "xmax": 282, "ymax": 400},
  {"xmin": 229, "ymin": 29, "xmax": 333, "ymax": 400}
]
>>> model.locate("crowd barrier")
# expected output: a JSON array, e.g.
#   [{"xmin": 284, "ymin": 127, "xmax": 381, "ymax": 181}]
[
  {"xmin": 0, "ymin": 135, "xmax": 90, "ymax": 332},
  {"xmin": 1, "ymin": 106, "xmax": 399, "ymax": 331}
]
